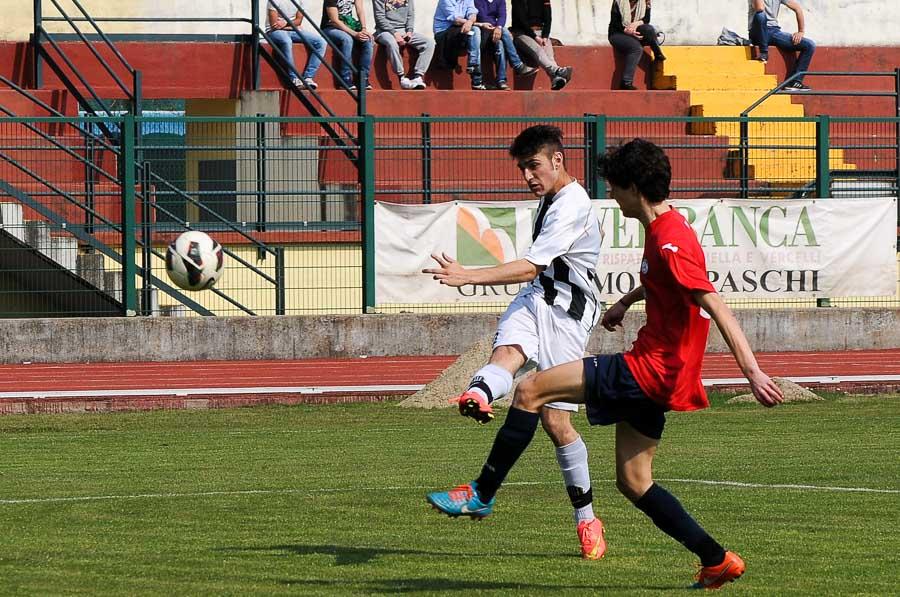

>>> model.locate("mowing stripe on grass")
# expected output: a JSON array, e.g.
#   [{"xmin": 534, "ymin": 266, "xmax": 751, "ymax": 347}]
[{"xmin": 0, "ymin": 478, "xmax": 896, "ymax": 505}]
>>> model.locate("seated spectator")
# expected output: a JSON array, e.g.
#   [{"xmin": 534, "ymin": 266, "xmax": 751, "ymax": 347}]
[
  {"xmin": 433, "ymin": 0, "xmax": 485, "ymax": 90},
  {"xmin": 321, "ymin": 0, "xmax": 375, "ymax": 90},
  {"xmin": 509, "ymin": 0, "xmax": 573, "ymax": 90},
  {"xmin": 473, "ymin": 0, "xmax": 537, "ymax": 90},
  {"xmin": 748, "ymin": 0, "xmax": 815, "ymax": 91},
  {"xmin": 373, "ymin": 0, "xmax": 435, "ymax": 89},
  {"xmin": 266, "ymin": 0, "xmax": 328, "ymax": 89},
  {"xmin": 608, "ymin": 0, "xmax": 665, "ymax": 91}
]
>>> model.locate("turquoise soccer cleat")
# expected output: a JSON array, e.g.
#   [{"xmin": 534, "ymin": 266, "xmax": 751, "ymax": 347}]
[{"xmin": 426, "ymin": 482, "xmax": 495, "ymax": 519}]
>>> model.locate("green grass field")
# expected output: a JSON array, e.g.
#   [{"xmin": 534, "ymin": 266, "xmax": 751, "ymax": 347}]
[{"xmin": 0, "ymin": 392, "xmax": 897, "ymax": 595}]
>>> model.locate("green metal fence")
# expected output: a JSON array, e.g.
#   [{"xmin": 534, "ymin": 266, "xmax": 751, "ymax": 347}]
[{"xmin": 0, "ymin": 114, "xmax": 896, "ymax": 317}]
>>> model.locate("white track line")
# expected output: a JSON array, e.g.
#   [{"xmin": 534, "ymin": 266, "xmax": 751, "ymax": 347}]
[
  {"xmin": 0, "ymin": 374, "xmax": 898, "ymax": 400},
  {"xmin": 0, "ymin": 385, "xmax": 424, "ymax": 399},
  {"xmin": 0, "ymin": 478, "xmax": 895, "ymax": 505}
]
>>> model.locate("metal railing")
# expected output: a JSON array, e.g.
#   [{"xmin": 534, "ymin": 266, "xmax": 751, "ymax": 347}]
[
  {"xmin": 740, "ymin": 69, "xmax": 900, "ymax": 200},
  {"xmin": 0, "ymin": 114, "xmax": 896, "ymax": 317}
]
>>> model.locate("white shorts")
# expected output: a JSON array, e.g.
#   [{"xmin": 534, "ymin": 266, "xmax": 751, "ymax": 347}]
[{"xmin": 493, "ymin": 291, "xmax": 591, "ymax": 412}]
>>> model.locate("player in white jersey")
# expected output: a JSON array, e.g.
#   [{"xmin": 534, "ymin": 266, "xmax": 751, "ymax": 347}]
[{"xmin": 423, "ymin": 124, "xmax": 606, "ymax": 560}]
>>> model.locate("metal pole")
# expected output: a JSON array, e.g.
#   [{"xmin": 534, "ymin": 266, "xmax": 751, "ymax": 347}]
[
  {"xmin": 275, "ymin": 247, "xmax": 286, "ymax": 315},
  {"xmin": 594, "ymin": 114, "xmax": 607, "ymax": 199},
  {"xmin": 815, "ymin": 115, "xmax": 831, "ymax": 199},
  {"xmin": 739, "ymin": 116, "xmax": 750, "ymax": 199},
  {"xmin": 33, "ymin": 0, "xmax": 43, "ymax": 88},
  {"xmin": 583, "ymin": 114, "xmax": 593, "ymax": 197},
  {"xmin": 120, "ymin": 113, "xmax": 138, "ymax": 316},
  {"xmin": 251, "ymin": 0, "xmax": 261, "ymax": 90},
  {"xmin": 360, "ymin": 115, "xmax": 376, "ymax": 313},
  {"xmin": 84, "ymin": 131, "xmax": 95, "ymax": 234},
  {"xmin": 255, "ymin": 114, "xmax": 267, "ymax": 234},
  {"xmin": 421, "ymin": 113, "xmax": 432, "ymax": 204},
  {"xmin": 140, "ymin": 162, "xmax": 152, "ymax": 315},
  {"xmin": 815, "ymin": 114, "xmax": 832, "ymax": 308}
]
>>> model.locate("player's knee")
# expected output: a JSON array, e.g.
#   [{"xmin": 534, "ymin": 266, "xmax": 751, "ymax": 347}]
[
  {"xmin": 615, "ymin": 471, "xmax": 651, "ymax": 502},
  {"xmin": 512, "ymin": 376, "xmax": 542, "ymax": 411}
]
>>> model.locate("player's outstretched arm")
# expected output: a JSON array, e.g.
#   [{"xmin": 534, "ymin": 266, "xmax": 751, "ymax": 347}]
[
  {"xmin": 422, "ymin": 253, "xmax": 543, "ymax": 287},
  {"xmin": 601, "ymin": 286, "xmax": 645, "ymax": 331},
  {"xmin": 694, "ymin": 291, "xmax": 784, "ymax": 408}
]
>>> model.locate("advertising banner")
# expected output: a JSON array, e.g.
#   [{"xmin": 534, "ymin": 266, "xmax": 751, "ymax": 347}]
[{"xmin": 375, "ymin": 198, "xmax": 897, "ymax": 304}]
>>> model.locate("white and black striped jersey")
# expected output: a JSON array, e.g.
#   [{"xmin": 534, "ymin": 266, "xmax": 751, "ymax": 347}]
[{"xmin": 523, "ymin": 180, "xmax": 602, "ymax": 329}]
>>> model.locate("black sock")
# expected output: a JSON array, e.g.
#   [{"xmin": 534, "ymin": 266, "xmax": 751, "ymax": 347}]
[
  {"xmin": 474, "ymin": 407, "xmax": 539, "ymax": 503},
  {"xmin": 633, "ymin": 483, "xmax": 726, "ymax": 567}
]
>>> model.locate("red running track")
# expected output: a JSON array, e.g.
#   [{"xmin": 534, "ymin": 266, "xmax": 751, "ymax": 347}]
[
  {"xmin": 0, "ymin": 350, "xmax": 896, "ymax": 391},
  {"xmin": 0, "ymin": 349, "xmax": 896, "ymax": 414}
]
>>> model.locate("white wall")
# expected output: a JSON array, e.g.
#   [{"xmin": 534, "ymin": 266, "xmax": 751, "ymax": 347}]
[{"xmin": 2, "ymin": 0, "xmax": 898, "ymax": 45}]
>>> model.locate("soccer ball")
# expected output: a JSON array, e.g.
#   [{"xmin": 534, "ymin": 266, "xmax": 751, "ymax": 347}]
[{"xmin": 165, "ymin": 231, "xmax": 225, "ymax": 291}]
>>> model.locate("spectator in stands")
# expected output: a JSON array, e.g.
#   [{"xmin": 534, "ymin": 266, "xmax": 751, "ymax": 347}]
[
  {"xmin": 373, "ymin": 0, "xmax": 435, "ymax": 90},
  {"xmin": 748, "ymin": 0, "xmax": 815, "ymax": 91},
  {"xmin": 433, "ymin": 0, "xmax": 486, "ymax": 90},
  {"xmin": 608, "ymin": 0, "xmax": 665, "ymax": 91},
  {"xmin": 266, "ymin": 0, "xmax": 328, "ymax": 90},
  {"xmin": 509, "ymin": 0, "xmax": 573, "ymax": 90},
  {"xmin": 321, "ymin": 0, "xmax": 375, "ymax": 90},
  {"xmin": 473, "ymin": 0, "xmax": 538, "ymax": 90}
]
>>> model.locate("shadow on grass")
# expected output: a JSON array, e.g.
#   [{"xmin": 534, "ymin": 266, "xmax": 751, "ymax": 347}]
[
  {"xmin": 275, "ymin": 577, "xmax": 689, "ymax": 593},
  {"xmin": 218, "ymin": 543, "xmax": 567, "ymax": 565}
]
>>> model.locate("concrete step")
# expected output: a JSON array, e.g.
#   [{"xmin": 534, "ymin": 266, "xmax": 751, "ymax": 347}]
[
  {"xmin": 282, "ymin": 89, "xmax": 692, "ymax": 119},
  {"xmin": 656, "ymin": 72, "xmax": 779, "ymax": 92}
]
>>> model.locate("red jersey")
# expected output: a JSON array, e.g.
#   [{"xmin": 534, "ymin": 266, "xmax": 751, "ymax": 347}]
[{"xmin": 623, "ymin": 209, "xmax": 716, "ymax": 411}]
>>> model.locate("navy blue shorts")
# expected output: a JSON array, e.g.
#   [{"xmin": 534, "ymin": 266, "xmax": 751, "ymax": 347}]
[{"xmin": 582, "ymin": 353, "xmax": 668, "ymax": 440}]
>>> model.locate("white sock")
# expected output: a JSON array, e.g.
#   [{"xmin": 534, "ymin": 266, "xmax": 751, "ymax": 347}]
[
  {"xmin": 556, "ymin": 436, "xmax": 595, "ymax": 523},
  {"xmin": 466, "ymin": 364, "xmax": 513, "ymax": 404}
]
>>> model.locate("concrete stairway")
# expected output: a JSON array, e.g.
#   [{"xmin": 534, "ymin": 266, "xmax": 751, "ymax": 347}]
[{"xmin": 653, "ymin": 46, "xmax": 858, "ymax": 189}]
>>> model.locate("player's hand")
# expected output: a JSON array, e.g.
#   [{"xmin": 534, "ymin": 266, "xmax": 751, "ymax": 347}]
[
  {"xmin": 394, "ymin": 31, "xmax": 407, "ymax": 46},
  {"xmin": 601, "ymin": 300, "xmax": 627, "ymax": 331},
  {"xmin": 791, "ymin": 31, "xmax": 804, "ymax": 45},
  {"xmin": 747, "ymin": 370, "xmax": 784, "ymax": 408},
  {"xmin": 422, "ymin": 253, "xmax": 470, "ymax": 287}
]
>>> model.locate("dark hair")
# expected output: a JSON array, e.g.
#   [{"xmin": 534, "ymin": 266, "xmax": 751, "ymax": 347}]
[
  {"xmin": 509, "ymin": 124, "xmax": 565, "ymax": 161},
  {"xmin": 597, "ymin": 138, "xmax": 671, "ymax": 202}
]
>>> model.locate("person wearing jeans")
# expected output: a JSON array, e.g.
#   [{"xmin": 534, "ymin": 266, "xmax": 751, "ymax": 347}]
[
  {"xmin": 266, "ymin": 0, "xmax": 327, "ymax": 89},
  {"xmin": 373, "ymin": 0, "xmax": 435, "ymax": 89},
  {"xmin": 433, "ymin": 0, "xmax": 485, "ymax": 89},
  {"xmin": 321, "ymin": 0, "xmax": 375, "ymax": 90},
  {"xmin": 474, "ymin": 0, "xmax": 537, "ymax": 89},
  {"xmin": 608, "ymin": 0, "xmax": 665, "ymax": 90},
  {"xmin": 748, "ymin": 0, "xmax": 816, "ymax": 91}
]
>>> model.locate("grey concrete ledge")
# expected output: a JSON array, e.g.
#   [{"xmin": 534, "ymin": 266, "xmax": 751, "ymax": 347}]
[{"xmin": 0, "ymin": 308, "xmax": 897, "ymax": 364}]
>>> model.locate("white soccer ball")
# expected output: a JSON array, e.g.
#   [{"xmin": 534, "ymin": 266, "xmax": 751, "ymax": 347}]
[{"xmin": 165, "ymin": 230, "xmax": 225, "ymax": 291}]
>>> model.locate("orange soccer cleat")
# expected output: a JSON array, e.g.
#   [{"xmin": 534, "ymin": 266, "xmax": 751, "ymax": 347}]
[
  {"xmin": 451, "ymin": 391, "xmax": 494, "ymax": 424},
  {"xmin": 693, "ymin": 551, "xmax": 746, "ymax": 589},
  {"xmin": 577, "ymin": 518, "xmax": 607, "ymax": 560}
]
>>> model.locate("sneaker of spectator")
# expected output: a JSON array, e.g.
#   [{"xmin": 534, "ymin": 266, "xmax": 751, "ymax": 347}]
[
  {"xmin": 785, "ymin": 80, "xmax": 811, "ymax": 92},
  {"xmin": 411, "ymin": 75, "xmax": 427, "ymax": 89},
  {"xmin": 303, "ymin": 77, "xmax": 318, "ymax": 90},
  {"xmin": 400, "ymin": 76, "xmax": 417, "ymax": 90}
]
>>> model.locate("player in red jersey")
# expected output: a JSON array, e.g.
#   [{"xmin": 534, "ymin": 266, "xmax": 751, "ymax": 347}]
[{"xmin": 426, "ymin": 138, "xmax": 783, "ymax": 589}]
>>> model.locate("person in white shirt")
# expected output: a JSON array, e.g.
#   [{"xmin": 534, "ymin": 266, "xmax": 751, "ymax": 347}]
[
  {"xmin": 423, "ymin": 125, "xmax": 606, "ymax": 560},
  {"xmin": 266, "ymin": 0, "xmax": 328, "ymax": 89}
]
